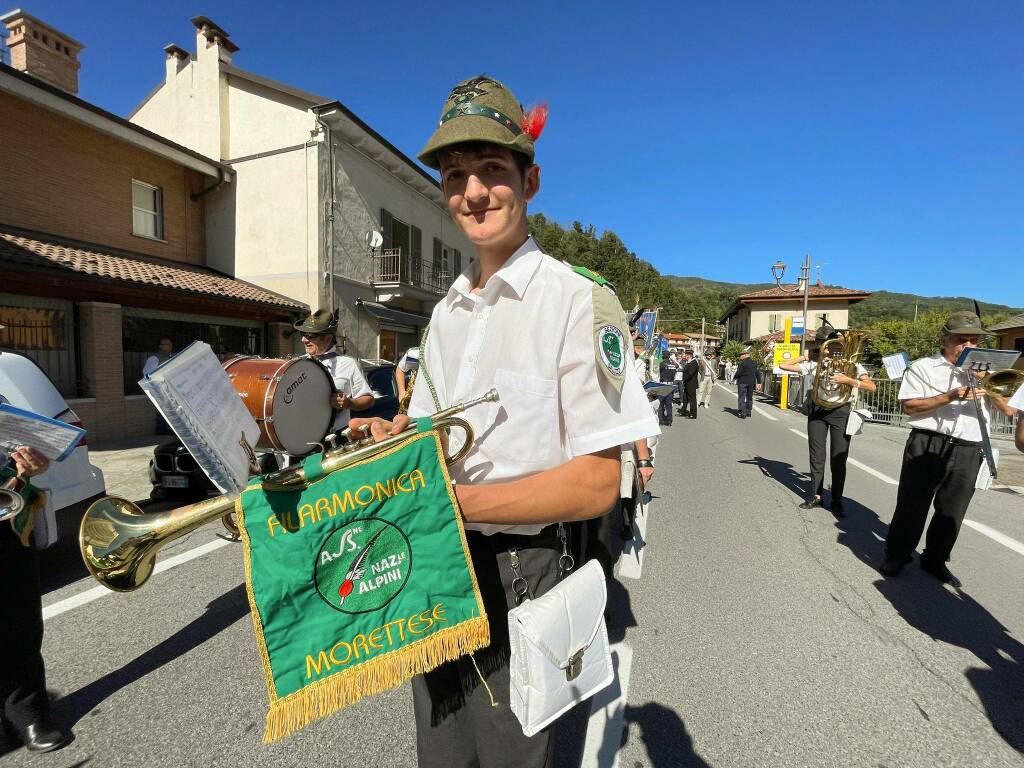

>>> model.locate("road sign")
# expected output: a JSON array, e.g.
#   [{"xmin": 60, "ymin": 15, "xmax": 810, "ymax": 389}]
[
  {"xmin": 790, "ymin": 316, "xmax": 805, "ymax": 332},
  {"xmin": 773, "ymin": 342, "xmax": 801, "ymax": 367}
]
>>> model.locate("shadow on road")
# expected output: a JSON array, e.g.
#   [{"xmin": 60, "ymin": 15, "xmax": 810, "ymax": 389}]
[
  {"xmin": 52, "ymin": 583, "xmax": 250, "ymax": 730},
  {"xmin": 621, "ymin": 702, "xmax": 713, "ymax": 767},
  {"xmin": 832, "ymin": 500, "xmax": 1024, "ymax": 753},
  {"xmin": 737, "ymin": 455, "xmax": 807, "ymax": 500}
]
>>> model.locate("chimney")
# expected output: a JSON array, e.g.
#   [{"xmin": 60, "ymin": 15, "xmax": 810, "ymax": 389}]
[
  {"xmin": 191, "ymin": 16, "xmax": 238, "ymax": 66},
  {"xmin": 1, "ymin": 9, "xmax": 85, "ymax": 94},
  {"xmin": 163, "ymin": 43, "xmax": 190, "ymax": 83}
]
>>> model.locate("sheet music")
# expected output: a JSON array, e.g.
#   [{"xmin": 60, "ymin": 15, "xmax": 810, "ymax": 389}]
[
  {"xmin": 882, "ymin": 353, "xmax": 910, "ymax": 381},
  {"xmin": 0, "ymin": 403, "xmax": 85, "ymax": 461},
  {"xmin": 142, "ymin": 342, "xmax": 260, "ymax": 495},
  {"xmin": 954, "ymin": 347, "xmax": 1021, "ymax": 372}
]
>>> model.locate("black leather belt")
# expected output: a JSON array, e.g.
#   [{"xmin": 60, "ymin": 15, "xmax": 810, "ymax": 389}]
[
  {"xmin": 480, "ymin": 524, "xmax": 563, "ymax": 553},
  {"xmin": 910, "ymin": 428, "xmax": 981, "ymax": 448}
]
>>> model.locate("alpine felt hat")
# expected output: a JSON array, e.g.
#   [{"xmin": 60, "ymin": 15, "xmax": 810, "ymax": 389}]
[
  {"xmin": 293, "ymin": 309, "xmax": 337, "ymax": 335},
  {"xmin": 418, "ymin": 75, "xmax": 541, "ymax": 170},
  {"xmin": 943, "ymin": 310, "xmax": 986, "ymax": 336}
]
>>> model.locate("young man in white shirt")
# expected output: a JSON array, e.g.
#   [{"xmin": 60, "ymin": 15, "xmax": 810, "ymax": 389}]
[
  {"xmin": 395, "ymin": 346, "xmax": 420, "ymax": 403},
  {"xmin": 779, "ymin": 332, "xmax": 875, "ymax": 516},
  {"xmin": 294, "ymin": 309, "xmax": 374, "ymax": 434},
  {"xmin": 879, "ymin": 312, "xmax": 1015, "ymax": 586},
  {"xmin": 350, "ymin": 75, "xmax": 659, "ymax": 767},
  {"xmin": 1010, "ymin": 383, "xmax": 1024, "ymax": 452}
]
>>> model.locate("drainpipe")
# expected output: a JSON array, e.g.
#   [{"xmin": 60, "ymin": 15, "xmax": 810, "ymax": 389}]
[
  {"xmin": 189, "ymin": 167, "xmax": 226, "ymax": 201},
  {"xmin": 314, "ymin": 113, "xmax": 337, "ymax": 316}
]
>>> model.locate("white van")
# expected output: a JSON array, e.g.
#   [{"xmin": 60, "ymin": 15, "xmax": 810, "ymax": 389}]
[{"xmin": 0, "ymin": 350, "xmax": 106, "ymax": 547}]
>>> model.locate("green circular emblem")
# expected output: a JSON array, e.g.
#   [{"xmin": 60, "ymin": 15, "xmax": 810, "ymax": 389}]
[
  {"xmin": 599, "ymin": 324, "xmax": 626, "ymax": 376},
  {"xmin": 314, "ymin": 519, "xmax": 412, "ymax": 614}
]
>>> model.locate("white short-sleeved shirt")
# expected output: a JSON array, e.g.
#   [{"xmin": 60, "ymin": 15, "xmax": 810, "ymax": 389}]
[
  {"xmin": 311, "ymin": 349, "xmax": 373, "ymax": 431},
  {"xmin": 899, "ymin": 353, "xmax": 991, "ymax": 441},
  {"xmin": 398, "ymin": 347, "xmax": 420, "ymax": 374},
  {"xmin": 798, "ymin": 360, "xmax": 869, "ymax": 407},
  {"xmin": 1009, "ymin": 383, "xmax": 1024, "ymax": 413},
  {"xmin": 408, "ymin": 237, "xmax": 660, "ymax": 535}
]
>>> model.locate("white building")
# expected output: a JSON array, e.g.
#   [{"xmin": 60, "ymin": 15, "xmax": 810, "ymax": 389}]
[
  {"xmin": 130, "ymin": 16, "xmax": 472, "ymax": 360},
  {"xmin": 719, "ymin": 284, "xmax": 871, "ymax": 343}
]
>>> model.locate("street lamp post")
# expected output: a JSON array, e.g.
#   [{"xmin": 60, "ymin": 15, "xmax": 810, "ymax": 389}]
[{"xmin": 771, "ymin": 254, "xmax": 813, "ymax": 406}]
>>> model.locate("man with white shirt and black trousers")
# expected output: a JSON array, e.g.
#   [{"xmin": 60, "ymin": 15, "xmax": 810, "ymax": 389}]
[
  {"xmin": 660, "ymin": 353, "xmax": 679, "ymax": 426},
  {"xmin": 879, "ymin": 311, "xmax": 1015, "ymax": 587},
  {"xmin": 348, "ymin": 76, "xmax": 659, "ymax": 767}
]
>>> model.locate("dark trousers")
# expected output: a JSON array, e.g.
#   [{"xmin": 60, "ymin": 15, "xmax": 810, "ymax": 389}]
[
  {"xmin": 885, "ymin": 430, "xmax": 982, "ymax": 565},
  {"xmin": 0, "ymin": 524, "xmax": 48, "ymax": 730},
  {"xmin": 412, "ymin": 530, "xmax": 561, "ymax": 768},
  {"xmin": 683, "ymin": 383, "xmax": 698, "ymax": 418},
  {"xmin": 737, "ymin": 383, "xmax": 754, "ymax": 417},
  {"xmin": 659, "ymin": 392, "xmax": 674, "ymax": 425},
  {"xmin": 807, "ymin": 405, "xmax": 851, "ymax": 502},
  {"xmin": 677, "ymin": 381, "xmax": 687, "ymax": 408}
]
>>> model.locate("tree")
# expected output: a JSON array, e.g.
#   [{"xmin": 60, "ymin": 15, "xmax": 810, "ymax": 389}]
[
  {"xmin": 720, "ymin": 340, "xmax": 745, "ymax": 362},
  {"xmin": 863, "ymin": 310, "xmax": 947, "ymax": 371}
]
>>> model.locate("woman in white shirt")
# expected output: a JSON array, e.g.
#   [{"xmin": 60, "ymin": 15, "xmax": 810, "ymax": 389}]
[{"xmin": 780, "ymin": 335, "xmax": 876, "ymax": 516}]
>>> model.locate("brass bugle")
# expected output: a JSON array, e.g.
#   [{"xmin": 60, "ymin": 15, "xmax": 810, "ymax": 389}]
[{"xmin": 80, "ymin": 390, "xmax": 499, "ymax": 593}]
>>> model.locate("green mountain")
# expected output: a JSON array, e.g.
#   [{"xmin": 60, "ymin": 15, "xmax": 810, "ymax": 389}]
[{"xmin": 665, "ymin": 276, "xmax": 1022, "ymax": 326}]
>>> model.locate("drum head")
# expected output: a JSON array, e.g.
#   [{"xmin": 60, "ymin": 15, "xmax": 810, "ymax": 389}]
[{"xmin": 270, "ymin": 359, "xmax": 334, "ymax": 455}]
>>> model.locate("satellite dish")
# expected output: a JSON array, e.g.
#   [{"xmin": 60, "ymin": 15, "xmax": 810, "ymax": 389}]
[{"xmin": 365, "ymin": 230, "xmax": 383, "ymax": 249}]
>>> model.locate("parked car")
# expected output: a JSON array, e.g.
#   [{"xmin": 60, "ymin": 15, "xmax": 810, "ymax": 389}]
[
  {"xmin": 0, "ymin": 350, "xmax": 106, "ymax": 546},
  {"xmin": 148, "ymin": 360, "xmax": 400, "ymax": 498}
]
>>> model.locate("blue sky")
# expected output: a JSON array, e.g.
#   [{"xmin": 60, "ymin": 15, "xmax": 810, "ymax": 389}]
[{"xmin": 6, "ymin": 1, "xmax": 1022, "ymax": 305}]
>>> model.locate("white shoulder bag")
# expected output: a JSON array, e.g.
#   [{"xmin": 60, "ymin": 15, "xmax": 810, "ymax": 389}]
[{"xmin": 507, "ymin": 557, "xmax": 614, "ymax": 737}]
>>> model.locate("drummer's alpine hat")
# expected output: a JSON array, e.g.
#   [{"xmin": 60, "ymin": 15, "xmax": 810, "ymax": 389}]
[
  {"xmin": 293, "ymin": 309, "xmax": 337, "ymax": 335},
  {"xmin": 943, "ymin": 310, "xmax": 986, "ymax": 336},
  {"xmin": 418, "ymin": 75, "xmax": 547, "ymax": 170}
]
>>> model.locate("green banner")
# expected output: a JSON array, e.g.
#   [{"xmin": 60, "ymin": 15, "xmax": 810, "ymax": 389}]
[{"xmin": 236, "ymin": 430, "xmax": 489, "ymax": 743}]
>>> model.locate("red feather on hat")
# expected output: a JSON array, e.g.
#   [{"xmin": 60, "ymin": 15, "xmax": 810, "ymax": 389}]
[{"xmin": 521, "ymin": 103, "xmax": 548, "ymax": 141}]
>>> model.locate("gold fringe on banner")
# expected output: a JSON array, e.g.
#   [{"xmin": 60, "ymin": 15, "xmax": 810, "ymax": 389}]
[{"xmin": 261, "ymin": 615, "xmax": 490, "ymax": 744}]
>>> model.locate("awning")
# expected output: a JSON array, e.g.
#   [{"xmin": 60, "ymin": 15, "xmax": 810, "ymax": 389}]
[{"xmin": 357, "ymin": 300, "xmax": 430, "ymax": 330}]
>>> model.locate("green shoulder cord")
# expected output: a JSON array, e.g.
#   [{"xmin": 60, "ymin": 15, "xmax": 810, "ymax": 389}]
[{"xmin": 418, "ymin": 324, "xmax": 443, "ymax": 412}]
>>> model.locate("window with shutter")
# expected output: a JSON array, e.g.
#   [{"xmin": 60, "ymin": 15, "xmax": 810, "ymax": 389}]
[{"xmin": 381, "ymin": 209, "xmax": 393, "ymax": 250}]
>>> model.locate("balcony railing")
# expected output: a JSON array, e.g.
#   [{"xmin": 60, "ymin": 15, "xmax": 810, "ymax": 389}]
[{"xmin": 371, "ymin": 249, "xmax": 452, "ymax": 296}]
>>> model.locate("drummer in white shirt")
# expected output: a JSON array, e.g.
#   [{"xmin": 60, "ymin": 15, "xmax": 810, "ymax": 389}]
[{"xmin": 294, "ymin": 309, "xmax": 373, "ymax": 434}]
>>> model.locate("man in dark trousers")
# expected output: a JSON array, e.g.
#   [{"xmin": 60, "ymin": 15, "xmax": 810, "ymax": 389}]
[
  {"xmin": 735, "ymin": 348, "xmax": 758, "ymax": 418},
  {"xmin": 680, "ymin": 351, "xmax": 700, "ymax": 419},
  {"xmin": 879, "ymin": 311, "xmax": 1015, "ymax": 587},
  {"xmin": 659, "ymin": 353, "xmax": 679, "ymax": 426}
]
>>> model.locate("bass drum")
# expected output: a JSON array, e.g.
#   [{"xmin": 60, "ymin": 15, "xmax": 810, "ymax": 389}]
[{"xmin": 222, "ymin": 356, "xmax": 335, "ymax": 456}]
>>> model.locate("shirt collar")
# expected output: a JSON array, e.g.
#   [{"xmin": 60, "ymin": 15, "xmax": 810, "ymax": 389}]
[{"xmin": 444, "ymin": 236, "xmax": 544, "ymax": 308}]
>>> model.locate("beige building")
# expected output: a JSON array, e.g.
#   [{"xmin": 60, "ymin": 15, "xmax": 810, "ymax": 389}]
[
  {"xmin": 720, "ymin": 284, "xmax": 871, "ymax": 343},
  {"xmin": 129, "ymin": 17, "xmax": 473, "ymax": 361},
  {"xmin": 990, "ymin": 314, "xmax": 1024, "ymax": 369}
]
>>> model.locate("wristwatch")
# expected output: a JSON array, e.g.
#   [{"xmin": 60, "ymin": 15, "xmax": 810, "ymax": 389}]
[{"xmin": 637, "ymin": 459, "xmax": 654, "ymax": 468}]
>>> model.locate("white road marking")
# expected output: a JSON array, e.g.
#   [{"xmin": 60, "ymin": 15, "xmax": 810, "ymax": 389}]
[
  {"xmin": 43, "ymin": 538, "xmax": 232, "ymax": 621},
  {"xmin": 962, "ymin": 520, "xmax": 1024, "ymax": 557},
  {"xmin": 580, "ymin": 642, "xmax": 634, "ymax": 768}
]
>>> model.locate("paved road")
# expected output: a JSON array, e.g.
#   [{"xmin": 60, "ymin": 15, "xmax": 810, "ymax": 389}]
[{"xmin": 3, "ymin": 385, "xmax": 1022, "ymax": 767}]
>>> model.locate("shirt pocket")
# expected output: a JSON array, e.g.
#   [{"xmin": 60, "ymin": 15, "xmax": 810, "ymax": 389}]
[{"xmin": 487, "ymin": 368, "xmax": 558, "ymax": 465}]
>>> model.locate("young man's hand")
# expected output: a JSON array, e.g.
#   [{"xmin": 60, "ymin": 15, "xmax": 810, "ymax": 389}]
[
  {"xmin": 347, "ymin": 415, "xmax": 411, "ymax": 443},
  {"xmin": 639, "ymin": 465, "xmax": 654, "ymax": 485}
]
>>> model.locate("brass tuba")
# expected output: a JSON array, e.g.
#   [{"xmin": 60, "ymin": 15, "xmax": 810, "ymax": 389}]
[
  {"xmin": 80, "ymin": 390, "xmax": 498, "ymax": 592},
  {"xmin": 979, "ymin": 368, "xmax": 1024, "ymax": 399},
  {"xmin": 811, "ymin": 330, "xmax": 870, "ymax": 410}
]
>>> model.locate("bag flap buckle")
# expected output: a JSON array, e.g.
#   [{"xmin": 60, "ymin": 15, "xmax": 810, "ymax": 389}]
[{"xmin": 564, "ymin": 649, "xmax": 585, "ymax": 681}]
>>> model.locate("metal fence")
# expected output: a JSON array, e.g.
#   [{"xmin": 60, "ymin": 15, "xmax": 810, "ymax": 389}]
[
  {"xmin": 0, "ymin": 314, "xmax": 81, "ymax": 398},
  {"xmin": 371, "ymin": 249, "xmax": 452, "ymax": 296},
  {"xmin": 762, "ymin": 375, "xmax": 1019, "ymax": 437}
]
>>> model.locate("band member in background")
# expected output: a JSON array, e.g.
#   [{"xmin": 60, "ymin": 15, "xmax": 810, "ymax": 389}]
[
  {"xmin": 879, "ymin": 311, "xmax": 1016, "ymax": 587},
  {"xmin": 698, "ymin": 352, "xmax": 717, "ymax": 408},
  {"xmin": 779, "ymin": 332, "xmax": 875, "ymax": 516},
  {"xmin": 680, "ymin": 350, "xmax": 699, "ymax": 419},
  {"xmin": 294, "ymin": 309, "xmax": 374, "ymax": 434},
  {"xmin": 350, "ymin": 74, "xmax": 659, "ymax": 768},
  {"xmin": 395, "ymin": 346, "xmax": 420, "ymax": 403},
  {"xmin": 0, "ymin": 387, "xmax": 69, "ymax": 753},
  {"xmin": 660, "ymin": 352, "xmax": 679, "ymax": 426},
  {"xmin": 735, "ymin": 349, "xmax": 757, "ymax": 418}
]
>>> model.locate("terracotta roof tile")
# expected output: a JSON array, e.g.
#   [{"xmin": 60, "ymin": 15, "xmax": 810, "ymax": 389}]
[
  {"xmin": 0, "ymin": 227, "xmax": 306, "ymax": 312},
  {"xmin": 739, "ymin": 285, "xmax": 870, "ymax": 300}
]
